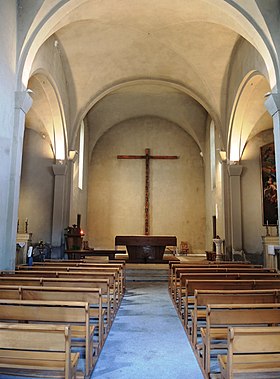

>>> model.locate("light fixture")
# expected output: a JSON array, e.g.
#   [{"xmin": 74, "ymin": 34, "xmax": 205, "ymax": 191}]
[
  {"xmin": 218, "ymin": 150, "xmax": 227, "ymax": 162},
  {"xmin": 68, "ymin": 150, "xmax": 78, "ymax": 162}
]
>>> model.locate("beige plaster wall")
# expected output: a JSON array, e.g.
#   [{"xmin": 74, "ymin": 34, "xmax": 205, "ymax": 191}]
[
  {"xmin": 18, "ymin": 128, "xmax": 55, "ymax": 244},
  {"xmin": 87, "ymin": 116, "xmax": 205, "ymax": 252},
  {"xmin": 241, "ymin": 129, "xmax": 274, "ymax": 256}
]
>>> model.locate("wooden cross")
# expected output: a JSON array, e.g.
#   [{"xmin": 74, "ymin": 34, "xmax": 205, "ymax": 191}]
[{"xmin": 117, "ymin": 148, "xmax": 179, "ymax": 235}]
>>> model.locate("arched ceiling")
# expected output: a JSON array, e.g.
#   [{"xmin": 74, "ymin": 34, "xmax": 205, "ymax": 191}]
[
  {"xmin": 24, "ymin": 0, "xmax": 275, "ymax": 155},
  {"xmin": 229, "ymin": 72, "xmax": 272, "ymax": 162},
  {"xmin": 26, "ymin": 74, "xmax": 66, "ymax": 160}
]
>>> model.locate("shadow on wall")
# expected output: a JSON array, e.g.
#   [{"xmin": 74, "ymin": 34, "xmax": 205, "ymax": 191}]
[{"xmin": 244, "ymin": 251, "xmax": 264, "ymax": 265}]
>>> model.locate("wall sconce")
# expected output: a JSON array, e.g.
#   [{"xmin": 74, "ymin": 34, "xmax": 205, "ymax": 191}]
[
  {"xmin": 68, "ymin": 150, "xmax": 78, "ymax": 162},
  {"xmin": 218, "ymin": 150, "xmax": 227, "ymax": 163}
]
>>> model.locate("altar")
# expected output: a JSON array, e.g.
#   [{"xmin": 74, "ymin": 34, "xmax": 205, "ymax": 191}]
[{"xmin": 115, "ymin": 235, "xmax": 177, "ymax": 263}]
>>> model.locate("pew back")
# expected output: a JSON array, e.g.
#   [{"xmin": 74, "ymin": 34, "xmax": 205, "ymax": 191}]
[
  {"xmin": 0, "ymin": 323, "xmax": 80, "ymax": 379},
  {"xmin": 218, "ymin": 326, "xmax": 280, "ymax": 379}
]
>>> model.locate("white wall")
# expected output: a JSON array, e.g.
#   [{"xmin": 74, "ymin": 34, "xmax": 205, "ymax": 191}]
[
  {"xmin": 241, "ymin": 129, "xmax": 274, "ymax": 258},
  {"xmin": 18, "ymin": 128, "xmax": 55, "ymax": 244},
  {"xmin": 87, "ymin": 116, "xmax": 206, "ymax": 252},
  {"xmin": 0, "ymin": 1, "xmax": 18, "ymax": 269}
]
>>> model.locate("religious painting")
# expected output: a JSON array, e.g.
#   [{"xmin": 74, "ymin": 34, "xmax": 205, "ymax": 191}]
[{"xmin": 261, "ymin": 142, "xmax": 278, "ymax": 225}]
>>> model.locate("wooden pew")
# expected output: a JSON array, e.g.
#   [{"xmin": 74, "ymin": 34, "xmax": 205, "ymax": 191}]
[
  {"xmin": 168, "ymin": 262, "xmax": 262, "ymax": 292},
  {"xmin": 19, "ymin": 260, "xmax": 126, "ymax": 294},
  {"xmin": 183, "ymin": 279, "xmax": 280, "ymax": 328},
  {"xmin": 201, "ymin": 303, "xmax": 280, "ymax": 377},
  {"xmin": 1, "ymin": 270, "xmax": 120, "ymax": 315},
  {"xmin": 0, "ymin": 277, "xmax": 113, "ymax": 328},
  {"xmin": 176, "ymin": 270, "xmax": 279, "ymax": 299},
  {"xmin": 218, "ymin": 326, "xmax": 280, "ymax": 379},
  {"xmin": 172, "ymin": 266, "xmax": 274, "ymax": 297},
  {"xmin": 191, "ymin": 289, "xmax": 280, "ymax": 347},
  {"xmin": 0, "ymin": 323, "xmax": 80, "ymax": 379},
  {"xmin": 0, "ymin": 299, "xmax": 94, "ymax": 378},
  {"xmin": 0, "ymin": 285, "xmax": 105, "ymax": 353},
  {"xmin": 176, "ymin": 272, "xmax": 280, "ymax": 314},
  {"xmin": 3, "ymin": 269, "xmax": 122, "ymax": 304}
]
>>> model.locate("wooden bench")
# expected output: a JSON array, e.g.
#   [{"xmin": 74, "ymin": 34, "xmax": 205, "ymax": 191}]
[
  {"xmin": 218, "ymin": 326, "xmax": 280, "ymax": 379},
  {"xmin": 168, "ymin": 262, "xmax": 262, "ymax": 292},
  {"xmin": 3, "ymin": 268, "xmax": 122, "ymax": 304},
  {"xmin": 1, "ymin": 271, "xmax": 119, "ymax": 318},
  {"xmin": 176, "ymin": 272, "xmax": 280, "ymax": 315},
  {"xmin": 0, "ymin": 285, "xmax": 105, "ymax": 353},
  {"xmin": 0, "ymin": 323, "xmax": 80, "ymax": 378},
  {"xmin": 0, "ymin": 299, "xmax": 94, "ymax": 378},
  {"xmin": 170, "ymin": 266, "xmax": 267, "ymax": 301},
  {"xmin": 182, "ymin": 279, "xmax": 280, "ymax": 328},
  {"xmin": 0, "ymin": 276, "xmax": 113, "ymax": 329},
  {"xmin": 18, "ymin": 261, "xmax": 126, "ymax": 294},
  {"xmin": 201, "ymin": 303, "xmax": 280, "ymax": 377},
  {"xmin": 191, "ymin": 289, "xmax": 280, "ymax": 347},
  {"xmin": 177, "ymin": 270, "xmax": 279, "ymax": 298}
]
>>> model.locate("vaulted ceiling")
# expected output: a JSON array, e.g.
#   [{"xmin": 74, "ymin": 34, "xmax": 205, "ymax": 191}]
[{"xmin": 25, "ymin": 0, "xmax": 273, "ymax": 158}]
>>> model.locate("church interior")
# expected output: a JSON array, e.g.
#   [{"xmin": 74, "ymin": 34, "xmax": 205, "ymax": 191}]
[{"xmin": 1, "ymin": 1, "xmax": 280, "ymax": 378}]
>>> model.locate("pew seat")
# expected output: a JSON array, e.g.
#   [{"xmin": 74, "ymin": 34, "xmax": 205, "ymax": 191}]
[
  {"xmin": 218, "ymin": 326, "xmax": 280, "ymax": 379},
  {"xmin": 0, "ymin": 323, "xmax": 80, "ymax": 379}
]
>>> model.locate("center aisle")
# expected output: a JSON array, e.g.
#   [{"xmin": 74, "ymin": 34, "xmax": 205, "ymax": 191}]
[{"xmin": 92, "ymin": 281, "xmax": 204, "ymax": 379}]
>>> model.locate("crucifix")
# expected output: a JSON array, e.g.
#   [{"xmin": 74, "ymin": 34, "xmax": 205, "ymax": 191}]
[{"xmin": 117, "ymin": 148, "xmax": 179, "ymax": 235}]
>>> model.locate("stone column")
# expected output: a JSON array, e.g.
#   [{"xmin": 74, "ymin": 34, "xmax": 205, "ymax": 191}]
[
  {"xmin": 1, "ymin": 91, "xmax": 32, "ymax": 270},
  {"xmin": 52, "ymin": 163, "xmax": 67, "ymax": 258},
  {"xmin": 265, "ymin": 93, "xmax": 280, "ymax": 236},
  {"xmin": 221, "ymin": 160, "xmax": 232, "ymax": 260},
  {"xmin": 228, "ymin": 164, "xmax": 243, "ymax": 251},
  {"xmin": 67, "ymin": 151, "xmax": 78, "ymax": 224}
]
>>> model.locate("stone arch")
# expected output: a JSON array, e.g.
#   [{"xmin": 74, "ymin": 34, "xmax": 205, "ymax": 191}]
[
  {"xmin": 228, "ymin": 71, "xmax": 271, "ymax": 162},
  {"xmin": 71, "ymin": 78, "xmax": 218, "ymax": 156},
  {"xmin": 26, "ymin": 71, "xmax": 67, "ymax": 160}
]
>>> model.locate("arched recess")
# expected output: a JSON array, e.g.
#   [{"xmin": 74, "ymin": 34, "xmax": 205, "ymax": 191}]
[
  {"xmin": 70, "ymin": 78, "xmax": 217, "ymax": 156},
  {"xmin": 18, "ymin": 71, "xmax": 68, "ymax": 243},
  {"xmin": 26, "ymin": 72, "xmax": 67, "ymax": 160},
  {"xmin": 228, "ymin": 71, "xmax": 271, "ymax": 162}
]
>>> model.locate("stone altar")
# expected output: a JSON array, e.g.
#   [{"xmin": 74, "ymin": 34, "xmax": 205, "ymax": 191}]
[{"xmin": 115, "ymin": 235, "xmax": 177, "ymax": 263}]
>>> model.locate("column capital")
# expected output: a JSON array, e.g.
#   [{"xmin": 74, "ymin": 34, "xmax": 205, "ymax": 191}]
[
  {"xmin": 265, "ymin": 93, "xmax": 280, "ymax": 117},
  {"xmin": 228, "ymin": 164, "xmax": 243, "ymax": 177},
  {"xmin": 15, "ymin": 91, "xmax": 33, "ymax": 114},
  {"xmin": 52, "ymin": 163, "xmax": 67, "ymax": 176}
]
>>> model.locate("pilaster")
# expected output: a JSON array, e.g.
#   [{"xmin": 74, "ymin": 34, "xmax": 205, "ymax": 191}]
[
  {"xmin": 51, "ymin": 163, "xmax": 67, "ymax": 258},
  {"xmin": 228, "ymin": 164, "xmax": 243, "ymax": 251},
  {"xmin": 1, "ymin": 91, "xmax": 32, "ymax": 269},
  {"xmin": 265, "ymin": 93, "xmax": 280, "ymax": 238}
]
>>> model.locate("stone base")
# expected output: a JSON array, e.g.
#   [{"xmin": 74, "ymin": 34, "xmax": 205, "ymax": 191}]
[{"xmin": 178, "ymin": 253, "xmax": 206, "ymax": 262}]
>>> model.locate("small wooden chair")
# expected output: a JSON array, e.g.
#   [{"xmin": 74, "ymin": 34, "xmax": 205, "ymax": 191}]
[{"xmin": 180, "ymin": 241, "xmax": 189, "ymax": 255}]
